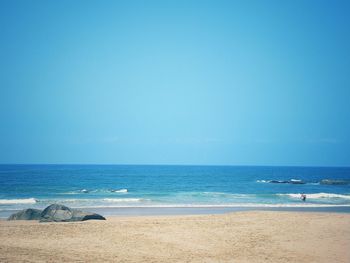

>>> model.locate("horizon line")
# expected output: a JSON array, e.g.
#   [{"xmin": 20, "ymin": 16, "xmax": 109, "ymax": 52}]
[{"xmin": 0, "ymin": 163, "xmax": 349, "ymax": 168}]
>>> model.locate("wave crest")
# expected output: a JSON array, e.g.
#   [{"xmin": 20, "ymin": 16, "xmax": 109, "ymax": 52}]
[
  {"xmin": 103, "ymin": 198, "xmax": 143, "ymax": 202},
  {"xmin": 110, "ymin": 189, "xmax": 128, "ymax": 193},
  {"xmin": 257, "ymin": 178, "xmax": 350, "ymax": 185},
  {"xmin": 0, "ymin": 198, "xmax": 37, "ymax": 204},
  {"xmin": 278, "ymin": 193, "xmax": 350, "ymax": 200}
]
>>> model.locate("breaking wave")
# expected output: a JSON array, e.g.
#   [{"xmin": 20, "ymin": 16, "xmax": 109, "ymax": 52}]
[
  {"xmin": 61, "ymin": 188, "xmax": 129, "ymax": 194},
  {"xmin": 256, "ymin": 179, "xmax": 305, "ymax": 184},
  {"xmin": 257, "ymin": 179, "xmax": 350, "ymax": 185},
  {"xmin": 278, "ymin": 193, "xmax": 350, "ymax": 200},
  {"xmin": 102, "ymin": 198, "xmax": 143, "ymax": 202},
  {"xmin": 110, "ymin": 189, "xmax": 128, "ymax": 193},
  {"xmin": 0, "ymin": 198, "xmax": 37, "ymax": 204},
  {"xmin": 42, "ymin": 198, "xmax": 144, "ymax": 204}
]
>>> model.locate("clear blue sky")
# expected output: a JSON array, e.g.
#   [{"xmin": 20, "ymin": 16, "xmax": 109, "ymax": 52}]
[{"xmin": 1, "ymin": 0, "xmax": 350, "ymax": 166}]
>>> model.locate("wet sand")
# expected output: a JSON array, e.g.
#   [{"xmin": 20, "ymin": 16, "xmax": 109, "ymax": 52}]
[{"xmin": 1, "ymin": 211, "xmax": 349, "ymax": 263}]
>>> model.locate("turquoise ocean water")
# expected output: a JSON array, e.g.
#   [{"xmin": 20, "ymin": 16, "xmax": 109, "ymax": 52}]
[{"xmin": 1, "ymin": 165, "xmax": 350, "ymax": 217}]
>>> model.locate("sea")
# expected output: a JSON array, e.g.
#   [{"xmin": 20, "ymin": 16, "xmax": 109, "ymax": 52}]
[{"xmin": 1, "ymin": 164, "xmax": 350, "ymax": 218}]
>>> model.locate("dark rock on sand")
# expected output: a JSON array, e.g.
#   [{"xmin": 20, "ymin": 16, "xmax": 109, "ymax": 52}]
[
  {"xmin": 71, "ymin": 210, "xmax": 106, "ymax": 221},
  {"xmin": 7, "ymin": 208, "xmax": 42, "ymax": 220},
  {"xmin": 8, "ymin": 204, "xmax": 106, "ymax": 222},
  {"xmin": 39, "ymin": 204, "xmax": 106, "ymax": 222},
  {"xmin": 40, "ymin": 204, "xmax": 73, "ymax": 222}
]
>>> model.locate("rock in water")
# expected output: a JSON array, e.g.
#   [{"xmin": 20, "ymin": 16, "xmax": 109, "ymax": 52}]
[
  {"xmin": 320, "ymin": 179, "xmax": 349, "ymax": 185},
  {"xmin": 8, "ymin": 208, "xmax": 42, "ymax": 220},
  {"xmin": 40, "ymin": 204, "xmax": 73, "ymax": 222},
  {"xmin": 269, "ymin": 180, "xmax": 288, "ymax": 184}
]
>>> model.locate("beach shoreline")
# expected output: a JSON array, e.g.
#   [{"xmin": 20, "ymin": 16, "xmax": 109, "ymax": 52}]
[
  {"xmin": 2, "ymin": 205, "xmax": 350, "ymax": 219},
  {"xmin": 1, "ymin": 211, "xmax": 349, "ymax": 263}
]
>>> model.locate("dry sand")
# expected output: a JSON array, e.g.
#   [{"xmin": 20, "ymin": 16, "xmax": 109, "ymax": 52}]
[{"xmin": 0, "ymin": 211, "xmax": 349, "ymax": 263}]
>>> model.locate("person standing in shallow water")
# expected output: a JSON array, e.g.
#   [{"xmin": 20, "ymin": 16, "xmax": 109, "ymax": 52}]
[{"xmin": 301, "ymin": 193, "xmax": 306, "ymax": 201}]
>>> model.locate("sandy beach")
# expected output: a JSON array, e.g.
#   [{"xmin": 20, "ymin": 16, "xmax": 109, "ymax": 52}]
[{"xmin": 0, "ymin": 211, "xmax": 349, "ymax": 263}]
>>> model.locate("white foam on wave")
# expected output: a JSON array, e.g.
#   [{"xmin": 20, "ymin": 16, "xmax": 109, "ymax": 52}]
[
  {"xmin": 278, "ymin": 193, "xmax": 350, "ymax": 200},
  {"xmin": 38, "ymin": 198, "xmax": 144, "ymax": 203},
  {"xmin": 103, "ymin": 198, "xmax": 143, "ymax": 202},
  {"xmin": 71, "ymin": 203, "xmax": 350, "ymax": 209},
  {"xmin": 256, "ymin": 180, "xmax": 269, "ymax": 183},
  {"xmin": 0, "ymin": 198, "xmax": 37, "ymax": 204},
  {"xmin": 111, "ymin": 189, "xmax": 128, "ymax": 193},
  {"xmin": 60, "ymin": 188, "xmax": 129, "ymax": 194},
  {"xmin": 175, "ymin": 191, "xmax": 251, "ymax": 198}
]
